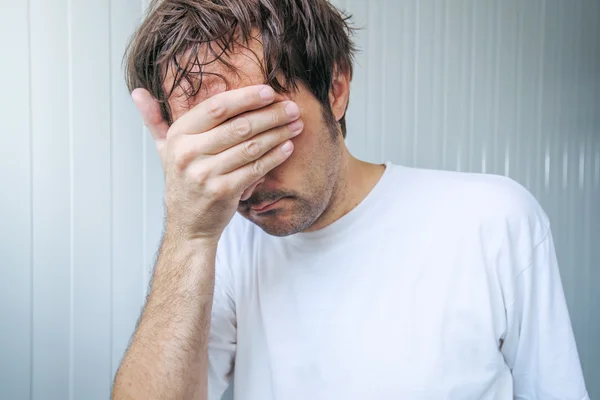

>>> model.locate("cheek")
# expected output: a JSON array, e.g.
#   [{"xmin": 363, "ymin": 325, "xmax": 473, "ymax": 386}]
[
  {"xmin": 267, "ymin": 128, "xmax": 314, "ymax": 179},
  {"xmin": 289, "ymin": 125, "xmax": 320, "ymax": 162}
]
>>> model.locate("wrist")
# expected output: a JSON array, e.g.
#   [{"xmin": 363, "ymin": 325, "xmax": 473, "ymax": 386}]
[
  {"xmin": 152, "ymin": 230, "xmax": 219, "ymax": 294},
  {"xmin": 164, "ymin": 222, "xmax": 221, "ymax": 250}
]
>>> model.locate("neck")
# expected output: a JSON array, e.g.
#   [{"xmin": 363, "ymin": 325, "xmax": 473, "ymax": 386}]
[{"xmin": 304, "ymin": 146, "xmax": 386, "ymax": 233}]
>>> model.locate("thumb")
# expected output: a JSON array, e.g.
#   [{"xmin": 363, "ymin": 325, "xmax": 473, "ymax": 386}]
[{"xmin": 131, "ymin": 88, "xmax": 169, "ymax": 149}]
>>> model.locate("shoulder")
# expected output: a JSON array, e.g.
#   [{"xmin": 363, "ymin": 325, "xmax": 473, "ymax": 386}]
[
  {"xmin": 446, "ymin": 170, "xmax": 548, "ymax": 231},
  {"xmin": 453, "ymin": 171, "xmax": 550, "ymax": 248},
  {"xmin": 389, "ymin": 165, "xmax": 551, "ymax": 259},
  {"xmin": 390, "ymin": 165, "xmax": 546, "ymax": 220},
  {"xmin": 391, "ymin": 166, "xmax": 554, "ymax": 306}
]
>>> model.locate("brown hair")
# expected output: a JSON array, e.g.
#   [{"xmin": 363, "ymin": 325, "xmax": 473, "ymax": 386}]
[{"xmin": 123, "ymin": 0, "xmax": 356, "ymax": 138}]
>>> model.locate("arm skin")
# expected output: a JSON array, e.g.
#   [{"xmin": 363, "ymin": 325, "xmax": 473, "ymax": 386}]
[{"xmin": 112, "ymin": 234, "xmax": 218, "ymax": 400}]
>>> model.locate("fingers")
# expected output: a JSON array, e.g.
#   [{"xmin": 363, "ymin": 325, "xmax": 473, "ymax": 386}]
[
  {"xmin": 170, "ymin": 84, "xmax": 278, "ymax": 137},
  {"xmin": 182, "ymin": 139, "xmax": 293, "ymax": 202},
  {"xmin": 201, "ymin": 100, "xmax": 301, "ymax": 155},
  {"xmin": 224, "ymin": 141, "xmax": 295, "ymax": 194},
  {"xmin": 169, "ymin": 98, "xmax": 303, "ymax": 173},
  {"xmin": 131, "ymin": 88, "xmax": 170, "ymax": 148},
  {"xmin": 208, "ymin": 118, "xmax": 303, "ymax": 175}
]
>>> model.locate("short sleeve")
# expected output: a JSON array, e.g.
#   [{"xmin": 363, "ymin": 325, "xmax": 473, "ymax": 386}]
[
  {"xmin": 500, "ymin": 229, "xmax": 589, "ymax": 400},
  {"xmin": 207, "ymin": 247, "xmax": 237, "ymax": 400}
]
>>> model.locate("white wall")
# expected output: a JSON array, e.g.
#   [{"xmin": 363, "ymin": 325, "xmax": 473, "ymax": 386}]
[{"xmin": 0, "ymin": 1, "xmax": 598, "ymax": 399}]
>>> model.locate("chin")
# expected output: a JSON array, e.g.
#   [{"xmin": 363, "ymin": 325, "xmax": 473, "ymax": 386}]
[
  {"xmin": 257, "ymin": 222, "xmax": 299, "ymax": 237},
  {"xmin": 239, "ymin": 207, "xmax": 316, "ymax": 237},
  {"xmin": 244, "ymin": 211, "xmax": 301, "ymax": 237}
]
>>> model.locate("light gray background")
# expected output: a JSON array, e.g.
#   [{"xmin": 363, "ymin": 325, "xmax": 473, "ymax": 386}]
[{"xmin": 0, "ymin": 0, "xmax": 598, "ymax": 399}]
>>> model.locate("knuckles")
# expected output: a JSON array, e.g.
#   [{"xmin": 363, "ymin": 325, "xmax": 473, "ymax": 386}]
[
  {"xmin": 188, "ymin": 167, "xmax": 210, "ymax": 186},
  {"xmin": 243, "ymin": 140, "xmax": 260, "ymax": 158},
  {"xmin": 251, "ymin": 158, "xmax": 264, "ymax": 178},
  {"xmin": 206, "ymin": 99, "xmax": 227, "ymax": 119},
  {"xmin": 230, "ymin": 117, "xmax": 252, "ymax": 138},
  {"xmin": 169, "ymin": 136, "xmax": 195, "ymax": 173}
]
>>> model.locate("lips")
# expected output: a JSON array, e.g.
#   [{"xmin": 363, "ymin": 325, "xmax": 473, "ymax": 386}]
[{"xmin": 250, "ymin": 197, "xmax": 285, "ymax": 213}]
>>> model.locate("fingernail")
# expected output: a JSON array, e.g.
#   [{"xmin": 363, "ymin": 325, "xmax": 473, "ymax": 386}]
[
  {"xmin": 281, "ymin": 141, "xmax": 294, "ymax": 154},
  {"xmin": 259, "ymin": 86, "xmax": 275, "ymax": 102},
  {"xmin": 287, "ymin": 119, "xmax": 303, "ymax": 135},
  {"xmin": 285, "ymin": 102, "xmax": 300, "ymax": 118}
]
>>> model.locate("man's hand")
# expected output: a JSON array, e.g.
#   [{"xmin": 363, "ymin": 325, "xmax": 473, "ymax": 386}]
[
  {"xmin": 112, "ymin": 86, "xmax": 302, "ymax": 400},
  {"xmin": 132, "ymin": 84, "xmax": 303, "ymax": 242}
]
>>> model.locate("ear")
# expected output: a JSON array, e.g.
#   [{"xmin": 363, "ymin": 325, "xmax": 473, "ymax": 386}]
[{"xmin": 328, "ymin": 65, "xmax": 351, "ymax": 122}]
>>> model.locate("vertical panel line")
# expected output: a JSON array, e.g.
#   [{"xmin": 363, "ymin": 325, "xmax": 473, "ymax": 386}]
[
  {"xmin": 108, "ymin": 0, "xmax": 114, "ymax": 386},
  {"xmin": 503, "ymin": 11, "xmax": 512, "ymax": 177},
  {"xmin": 142, "ymin": 0, "xmax": 149, "ymax": 301},
  {"xmin": 364, "ymin": 1, "xmax": 369, "ymax": 157},
  {"xmin": 576, "ymin": 0, "xmax": 584, "ymax": 190},
  {"xmin": 468, "ymin": 0, "xmax": 476, "ymax": 172},
  {"xmin": 538, "ymin": 0, "xmax": 548, "ymax": 192},
  {"xmin": 441, "ymin": 0, "xmax": 448, "ymax": 168},
  {"xmin": 67, "ymin": 0, "xmax": 74, "ymax": 398},
  {"xmin": 514, "ymin": 0, "xmax": 524, "ymax": 181},
  {"xmin": 583, "ymin": 137, "xmax": 592, "ymax": 359},
  {"xmin": 412, "ymin": 0, "xmax": 419, "ymax": 165},
  {"xmin": 596, "ymin": 5, "xmax": 600, "ymax": 192},
  {"xmin": 563, "ymin": 145, "xmax": 568, "ymax": 190},
  {"xmin": 574, "ymin": 0, "xmax": 589, "ymax": 362},
  {"xmin": 556, "ymin": 2, "xmax": 565, "ymax": 193},
  {"xmin": 27, "ymin": 0, "xmax": 34, "ymax": 397},
  {"xmin": 380, "ymin": 0, "xmax": 387, "ymax": 162},
  {"xmin": 142, "ymin": 109, "xmax": 147, "ymax": 291},
  {"xmin": 492, "ymin": 0, "xmax": 500, "ymax": 175},
  {"xmin": 431, "ymin": 0, "xmax": 439, "ymax": 169},
  {"xmin": 579, "ymin": 145, "xmax": 585, "ymax": 190},
  {"xmin": 594, "ymin": 151, "xmax": 600, "ymax": 189}
]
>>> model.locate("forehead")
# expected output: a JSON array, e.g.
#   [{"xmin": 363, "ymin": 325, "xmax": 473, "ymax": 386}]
[{"xmin": 164, "ymin": 37, "xmax": 267, "ymax": 122}]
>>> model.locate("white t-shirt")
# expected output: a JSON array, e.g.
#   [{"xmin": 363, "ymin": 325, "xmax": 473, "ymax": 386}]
[{"xmin": 208, "ymin": 162, "xmax": 589, "ymax": 400}]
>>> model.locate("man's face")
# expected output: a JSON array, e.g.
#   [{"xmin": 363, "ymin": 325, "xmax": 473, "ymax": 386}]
[{"xmin": 166, "ymin": 38, "xmax": 345, "ymax": 236}]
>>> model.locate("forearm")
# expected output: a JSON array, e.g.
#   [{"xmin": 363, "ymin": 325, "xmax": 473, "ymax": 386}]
[{"xmin": 112, "ymin": 234, "xmax": 218, "ymax": 400}]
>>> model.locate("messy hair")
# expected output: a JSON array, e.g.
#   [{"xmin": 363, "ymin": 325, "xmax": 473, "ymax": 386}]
[{"xmin": 123, "ymin": 0, "xmax": 356, "ymax": 138}]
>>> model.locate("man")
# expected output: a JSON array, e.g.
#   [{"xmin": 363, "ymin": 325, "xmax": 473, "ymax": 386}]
[{"xmin": 112, "ymin": 0, "xmax": 589, "ymax": 399}]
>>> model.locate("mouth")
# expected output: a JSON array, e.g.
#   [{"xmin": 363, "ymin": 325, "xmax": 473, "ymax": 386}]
[{"xmin": 250, "ymin": 197, "xmax": 288, "ymax": 214}]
